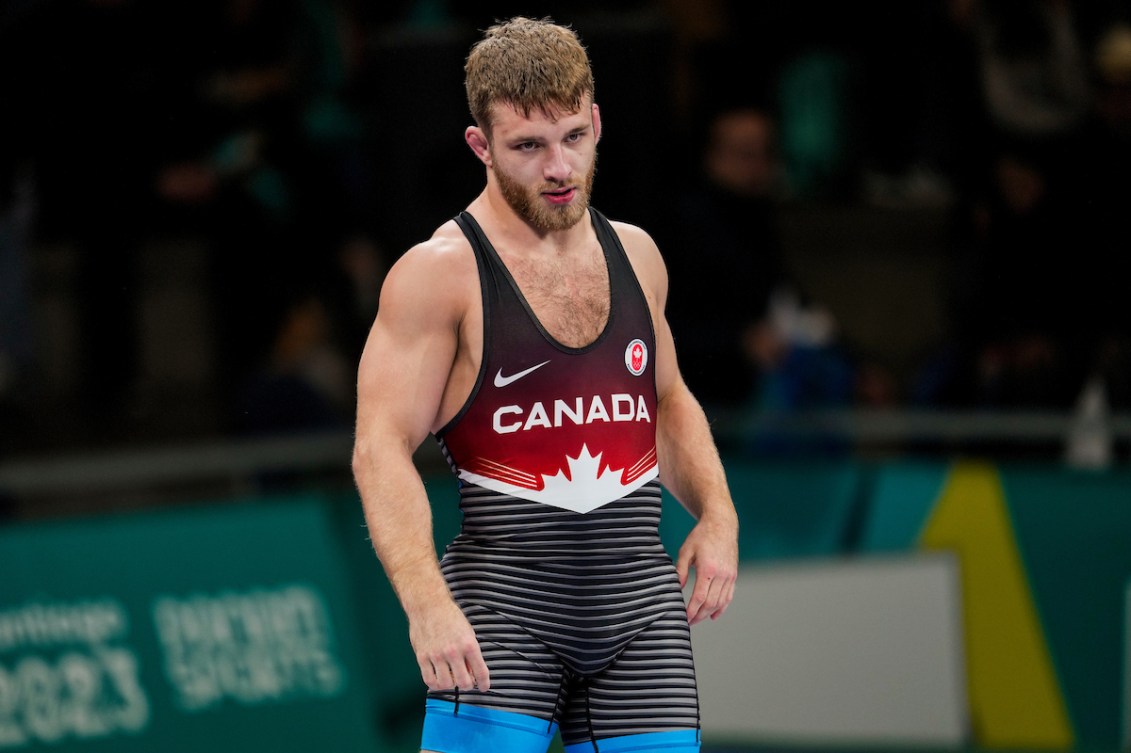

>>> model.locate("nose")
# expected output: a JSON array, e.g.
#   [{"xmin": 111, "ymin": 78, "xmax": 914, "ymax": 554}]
[{"xmin": 543, "ymin": 144, "xmax": 571, "ymax": 183}]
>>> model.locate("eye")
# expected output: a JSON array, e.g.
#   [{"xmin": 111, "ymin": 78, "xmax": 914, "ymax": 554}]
[
  {"xmin": 565, "ymin": 132, "xmax": 584, "ymax": 144},
  {"xmin": 516, "ymin": 141, "xmax": 539, "ymax": 152}
]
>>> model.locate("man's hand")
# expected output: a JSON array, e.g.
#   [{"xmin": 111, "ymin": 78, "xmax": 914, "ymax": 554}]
[
  {"xmin": 676, "ymin": 518, "xmax": 738, "ymax": 625},
  {"xmin": 409, "ymin": 599, "xmax": 491, "ymax": 692}
]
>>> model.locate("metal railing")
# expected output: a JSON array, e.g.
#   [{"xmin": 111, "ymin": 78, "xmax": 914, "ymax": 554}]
[{"xmin": 1, "ymin": 409, "xmax": 1127, "ymax": 516}]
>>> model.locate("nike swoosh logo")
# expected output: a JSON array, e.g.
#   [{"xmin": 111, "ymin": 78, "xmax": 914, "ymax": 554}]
[{"xmin": 494, "ymin": 360, "xmax": 551, "ymax": 388}]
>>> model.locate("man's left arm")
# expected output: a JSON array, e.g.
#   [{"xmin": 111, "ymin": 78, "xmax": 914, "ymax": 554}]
[
  {"xmin": 617, "ymin": 221, "xmax": 739, "ymax": 625},
  {"xmin": 655, "ymin": 335, "xmax": 739, "ymax": 624}
]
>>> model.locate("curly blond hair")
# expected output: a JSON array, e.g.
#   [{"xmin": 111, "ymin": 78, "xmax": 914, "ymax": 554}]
[{"xmin": 464, "ymin": 16, "xmax": 595, "ymax": 133}]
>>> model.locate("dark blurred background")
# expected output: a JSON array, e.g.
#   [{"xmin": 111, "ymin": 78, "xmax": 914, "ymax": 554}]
[{"xmin": 3, "ymin": 0, "xmax": 1131, "ymax": 497}]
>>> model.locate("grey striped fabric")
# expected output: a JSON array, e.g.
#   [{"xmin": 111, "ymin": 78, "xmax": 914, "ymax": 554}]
[{"xmin": 428, "ymin": 478, "xmax": 701, "ymax": 743}]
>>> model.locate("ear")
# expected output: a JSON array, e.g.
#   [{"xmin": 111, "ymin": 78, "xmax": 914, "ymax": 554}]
[
  {"xmin": 465, "ymin": 126, "xmax": 492, "ymax": 167},
  {"xmin": 592, "ymin": 103, "xmax": 602, "ymax": 143}
]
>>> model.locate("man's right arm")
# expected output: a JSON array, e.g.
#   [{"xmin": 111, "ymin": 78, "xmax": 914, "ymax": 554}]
[{"xmin": 350, "ymin": 237, "xmax": 489, "ymax": 692}]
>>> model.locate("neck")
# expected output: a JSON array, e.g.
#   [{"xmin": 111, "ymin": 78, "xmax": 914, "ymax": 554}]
[{"xmin": 468, "ymin": 187, "xmax": 590, "ymax": 254}]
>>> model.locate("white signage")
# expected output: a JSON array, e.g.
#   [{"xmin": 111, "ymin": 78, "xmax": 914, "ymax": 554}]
[{"xmin": 692, "ymin": 553, "xmax": 969, "ymax": 746}]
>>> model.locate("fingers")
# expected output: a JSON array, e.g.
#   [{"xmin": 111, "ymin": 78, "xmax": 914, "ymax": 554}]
[
  {"xmin": 410, "ymin": 604, "xmax": 492, "ymax": 693},
  {"xmin": 686, "ymin": 569, "xmax": 736, "ymax": 625},
  {"xmin": 685, "ymin": 574, "xmax": 711, "ymax": 625},
  {"xmin": 423, "ymin": 658, "xmax": 451, "ymax": 690},
  {"xmin": 467, "ymin": 649, "xmax": 492, "ymax": 692},
  {"xmin": 712, "ymin": 576, "xmax": 736, "ymax": 621},
  {"xmin": 419, "ymin": 647, "xmax": 491, "ymax": 692}
]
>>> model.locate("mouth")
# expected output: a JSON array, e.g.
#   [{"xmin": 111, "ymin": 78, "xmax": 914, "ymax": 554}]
[{"xmin": 542, "ymin": 186, "xmax": 576, "ymax": 205}]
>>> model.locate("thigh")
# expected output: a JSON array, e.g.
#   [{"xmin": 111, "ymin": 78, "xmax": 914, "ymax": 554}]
[
  {"xmin": 559, "ymin": 610, "xmax": 700, "ymax": 748},
  {"xmin": 423, "ymin": 605, "xmax": 567, "ymax": 753}
]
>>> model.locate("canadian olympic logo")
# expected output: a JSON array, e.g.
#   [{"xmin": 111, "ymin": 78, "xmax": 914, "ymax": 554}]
[{"xmin": 625, "ymin": 339, "xmax": 648, "ymax": 376}]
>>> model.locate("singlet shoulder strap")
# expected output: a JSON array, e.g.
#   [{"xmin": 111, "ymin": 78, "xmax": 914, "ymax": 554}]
[
  {"xmin": 588, "ymin": 206, "xmax": 612, "ymax": 231},
  {"xmin": 587, "ymin": 208, "xmax": 634, "ymax": 275},
  {"xmin": 454, "ymin": 210, "xmax": 511, "ymax": 294},
  {"xmin": 432, "ymin": 212, "xmax": 494, "ymax": 440},
  {"xmin": 454, "ymin": 211, "xmax": 488, "ymax": 260},
  {"xmin": 587, "ymin": 207, "xmax": 618, "ymax": 247}
]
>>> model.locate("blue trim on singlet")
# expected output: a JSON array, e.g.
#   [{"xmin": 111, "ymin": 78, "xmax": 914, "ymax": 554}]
[
  {"xmin": 563, "ymin": 729, "xmax": 701, "ymax": 753},
  {"xmin": 422, "ymin": 699, "xmax": 558, "ymax": 753}
]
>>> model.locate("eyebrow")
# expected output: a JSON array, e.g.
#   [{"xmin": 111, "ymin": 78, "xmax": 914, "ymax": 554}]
[{"xmin": 506, "ymin": 123, "xmax": 590, "ymax": 145}]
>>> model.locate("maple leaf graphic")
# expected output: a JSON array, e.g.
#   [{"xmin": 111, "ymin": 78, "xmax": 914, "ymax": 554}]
[{"xmin": 458, "ymin": 444, "xmax": 657, "ymax": 513}]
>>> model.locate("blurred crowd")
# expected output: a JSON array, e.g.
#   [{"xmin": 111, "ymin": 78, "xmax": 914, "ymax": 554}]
[
  {"xmin": 2, "ymin": 0, "xmax": 1130, "ymax": 459},
  {"xmin": 658, "ymin": 0, "xmax": 1131, "ymax": 458}
]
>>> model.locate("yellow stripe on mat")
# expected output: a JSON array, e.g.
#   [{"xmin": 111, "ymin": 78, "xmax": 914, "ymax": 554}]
[{"xmin": 920, "ymin": 460, "xmax": 1073, "ymax": 748}]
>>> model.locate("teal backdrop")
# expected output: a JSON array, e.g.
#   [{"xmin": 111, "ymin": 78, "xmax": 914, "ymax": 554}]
[
  {"xmin": 3, "ymin": 459, "xmax": 1131, "ymax": 752},
  {"xmin": 0, "ymin": 497, "xmax": 383, "ymax": 752}
]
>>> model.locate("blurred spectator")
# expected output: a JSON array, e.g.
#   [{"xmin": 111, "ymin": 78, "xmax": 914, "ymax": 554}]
[
  {"xmin": 939, "ymin": 143, "xmax": 1092, "ymax": 409},
  {"xmin": 324, "ymin": 232, "xmax": 388, "ymax": 367},
  {"xmin": 660, "ymin": 104, "xmax": 861, "ymax": 438},
  {"xmin": 0, "ymin": 0, "xmax": 384, "ymax": 449},
  {"xmin": 154, "ymin": 0, "xmax": 310, "ymax": 410},
  {"xmin": 660, "ymin": 105, "xmax": 784, "ymax": 414},
  {"xmin": 913, "ymin": 0, "xmax": 1131, "ymax": 416},
  {"xmin": 855, "ymin": 0, "xmax": 987, "ymax": 208},
  {"xmin": 233, "ymin": 230, "xmax": 387, "ymax": 439},
  {"xmin": 972, "ymin": 0, "xmax": 1093, "ymax": 152},
  {"xmin": 7, "ymin": 0, "xmax": 1127, "ymax": 465},
  {"xmin": 0, "ymin": 1, "xmax": 36, "ymax": 421},
  {"xmin": 0, "ymin": 163, "xmax": 35, "ymax": 427},
  {"xmin": 234, "ymin": 288, "xmax": 354, "ymax": 436},
  {"xmin": 1069, "ymin": 17, "xmax": 1131, "ymax": 413},
  {"xmin": 911, "ymin": 0, "xmax": 1112, "ymax": 413},
  {"xmin": 24, "ymin": 0, "xmax": 172, "ymax": 434},
  {"xmin": 154, "ymin": 0, "xmax": 381, "ymax": 429},
  {"xmin": 680, "ymin": 1, "xmax": 870, "ymax": 200},
  {"xmin": 288, "ymin": 0, "xmax": 386, "ymax": 366}
]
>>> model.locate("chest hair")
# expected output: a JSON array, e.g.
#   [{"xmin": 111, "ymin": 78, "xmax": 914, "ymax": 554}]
[{"xmin": 508, "ymin": 250, "xmax": 610, "ymax": 348}]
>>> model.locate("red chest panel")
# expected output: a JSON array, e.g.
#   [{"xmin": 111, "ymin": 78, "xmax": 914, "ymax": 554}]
[{"xmin": 436, "ymin": 210, "xmax": 658, "ymax": 514}]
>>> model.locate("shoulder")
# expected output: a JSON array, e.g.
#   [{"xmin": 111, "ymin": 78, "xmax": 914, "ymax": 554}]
[
  {"xmin": 379, "ymin": 219, "xmax": 478, "ymax": 318},
  {"xmin": 392, "ymin": 219, "xmax": 474, "ymax": 274},
  {"xmin": 384, "ymin": 220, "xmax": 476, "ymax": 293},
  {"xmin": 607, "ymin": 218, "xmax": 668, "ymax": 288},
  {"xmin": 607, "ymin": 219, "xmax": 662, "ymax": 261}
]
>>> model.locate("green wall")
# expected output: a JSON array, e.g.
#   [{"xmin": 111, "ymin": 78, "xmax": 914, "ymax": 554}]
[{"xmin": 3, "ymin": 458, "xmax": 1129, "ymax": 751}]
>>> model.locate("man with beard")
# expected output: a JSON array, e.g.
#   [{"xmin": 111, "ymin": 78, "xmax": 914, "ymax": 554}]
[{"xmin": 351, "ymin": 17, "xmax": 738, "ymax": 753}]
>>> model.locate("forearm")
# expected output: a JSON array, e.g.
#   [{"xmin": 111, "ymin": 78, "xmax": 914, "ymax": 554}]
[
  {"xmin": 657, "ymin": 381, "xmax": 738, "ymax": 528},
  {"xmin": 352, "ymin": 440, "xmax": 453, "ymax": 620},
  {"xmin": 658, "ymin": 380, "xmax": 740, "ymax": 623}
]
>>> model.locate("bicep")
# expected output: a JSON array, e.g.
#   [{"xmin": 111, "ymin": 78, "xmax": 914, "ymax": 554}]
[{"xmin": 355, "ymin": 255, "xmax": 461, "ymax": 453}]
